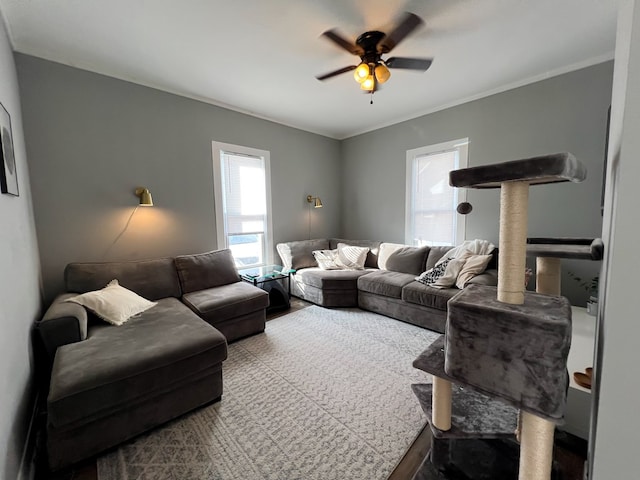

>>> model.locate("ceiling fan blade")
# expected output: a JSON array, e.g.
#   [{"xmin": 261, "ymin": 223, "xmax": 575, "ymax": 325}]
[
  {"xmin": 379, "ymin": 12, "xmax": 424, "ymax": 53},
  {"xmin": 316, "ymin": 65, "xmax": 357, "ymax": 81},
  {"xmin": 385, "ymin": 57, "xmax": 433, "ymax": 71},
  {"xmin": 321, "ymin": 29, "xmax": 364, "ymax": 56}
]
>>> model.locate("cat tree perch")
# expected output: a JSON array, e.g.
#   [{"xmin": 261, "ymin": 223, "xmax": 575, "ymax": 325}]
[{"xmin": 412, "ymin": 153, "xmax": 586, "ymax": 480}]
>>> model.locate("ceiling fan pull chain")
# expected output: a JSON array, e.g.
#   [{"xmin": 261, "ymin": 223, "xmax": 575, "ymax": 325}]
[{"xmin": 370, "ymin": 91, "xmax": 374, "ymax": 105}]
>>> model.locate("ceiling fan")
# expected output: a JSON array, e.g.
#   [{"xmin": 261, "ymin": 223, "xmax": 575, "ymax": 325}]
[{"xmin": 316, "ymin": 12, "xmax": 433, "ymax": 99}]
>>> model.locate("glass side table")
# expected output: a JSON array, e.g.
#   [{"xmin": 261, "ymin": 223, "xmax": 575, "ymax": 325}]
[{"xmin": 238, "ymin": 265, "xmax": 296, "ymax": 312}]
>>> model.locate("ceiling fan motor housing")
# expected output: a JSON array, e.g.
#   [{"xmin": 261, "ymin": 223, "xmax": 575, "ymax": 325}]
[{"xmin": 356, "ymin": 31, "xmax": 386, "ymax": 63}]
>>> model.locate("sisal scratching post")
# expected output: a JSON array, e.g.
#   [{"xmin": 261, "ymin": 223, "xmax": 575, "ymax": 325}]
[
  {"xmin": 519, "ymin": 411, "xmax": 556, "ymax": 480},
  {"xmin": 536, "ymin": 257, "xmax": 561, "ymax": 295},
  {"xmin": 432, "ymin": 376, "xmax": 452, "ymax": 431},
  {"xmin": 498, "ymin": 182, "xmax": 529, "ymax": 304},
  {"xmin": 497, "ymin": 180, "xmax": 554, "ymax": 480}
]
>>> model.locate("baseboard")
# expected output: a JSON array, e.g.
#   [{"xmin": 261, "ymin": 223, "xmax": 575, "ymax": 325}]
[{"xmin": 17, "ymin": 391, "xmax": 40, "ymax": 480}]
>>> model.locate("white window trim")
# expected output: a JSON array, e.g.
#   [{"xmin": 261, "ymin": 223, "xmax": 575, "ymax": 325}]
[
  {"xmin": 212, "ymin": 141, "xmax": 274, "ymax": 265},
  {"xmin": 405, "ymin": 138, "xmax": 469, "ymax": 246}
]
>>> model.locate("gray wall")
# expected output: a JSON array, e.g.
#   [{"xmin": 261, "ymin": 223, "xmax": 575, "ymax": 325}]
[
  {"xmin": 0, "ymin": 17, "xmax": 42, "ymax": 480},
  {"xmin": 341, "ymin": 62, "xmax": 613, "ymax": 305},
  {"xmin": 592, "ymin": 0, "xmax": 640, "ymax": 476},
  {"xmin": 16, "ymin": 54, "xmax": 342, "ymax": 302}
]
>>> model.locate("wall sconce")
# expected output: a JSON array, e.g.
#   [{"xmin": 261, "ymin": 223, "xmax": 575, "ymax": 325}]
[
  {"xmin": 307, "ymin": 194, "xmax": 323, "ymax": 239},
  {"xmin": 135, "ymin": 187, "xmax": 154, "ymax": 206},
  {"xmin": 306, "ymin": 195, "xmax": 323, "ymax": 208}
]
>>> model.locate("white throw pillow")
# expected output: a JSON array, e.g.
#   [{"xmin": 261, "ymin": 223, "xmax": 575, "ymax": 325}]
[
  {"xmin": 455, "ymin": 254, "xmax": 493, "ymax": 289},
  {"xmin": 436, "ymin": 239, "xmax": 495, "ymax": 266},
  {"xmin": 430, "ymin": 258, "xmax": 468, "ymax": 289},
  {"xmin": 66, "ymin": 279, "xmax": 157, "ymax": 326},
  {"xmin": 312, "ymin": 249, "xmax": 341, "ymax": 270},
  {"xmin": 336, "ymin": 243, "xmax": 369, "ymax": 270},
  {"xmin": 377, "ymin": 243, "xmax": 407, "ymax": 270}
]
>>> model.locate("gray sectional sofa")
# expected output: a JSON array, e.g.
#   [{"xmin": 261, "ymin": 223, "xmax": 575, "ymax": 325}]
[
  {"xmin": 35, "ymin": 249, "xmax": 268, "ymax": 470},
  {"xmin": 277, "ymin": 238, "xmax": 498, "ymax": 333}
]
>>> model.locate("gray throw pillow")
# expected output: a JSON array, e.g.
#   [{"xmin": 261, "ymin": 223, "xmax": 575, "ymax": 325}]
[
  {"xmin": 277, "ymin": 239, "xmax": 330, "ymax": 270},
  {"xmin": 385, "ymin": 246, "xmax": 430, "ymax": 275}
]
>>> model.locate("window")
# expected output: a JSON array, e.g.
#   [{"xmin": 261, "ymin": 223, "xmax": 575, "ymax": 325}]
[
  {"xmin": 405, "ymin": 138, "xmax": 469, "ymax": 246},
  {"xmin": 212, "ymin": 142, "xmax": 273, "ymax": 268}
]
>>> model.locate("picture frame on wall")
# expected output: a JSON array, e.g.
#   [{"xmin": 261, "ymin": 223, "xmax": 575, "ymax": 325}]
[{"xmin": 0, "ymin": 101, "xmax": 18, "ymax": 196}]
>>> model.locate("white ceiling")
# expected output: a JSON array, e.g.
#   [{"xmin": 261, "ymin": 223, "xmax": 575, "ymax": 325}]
[{"xmin": 0, "ymin": 0, "xmax": 619, "ymax": 139}]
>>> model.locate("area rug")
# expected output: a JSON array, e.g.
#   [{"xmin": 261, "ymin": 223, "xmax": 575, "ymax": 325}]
[{"xmin": 97, "ymin": 306, "xmax": 439, "ymax": 480}]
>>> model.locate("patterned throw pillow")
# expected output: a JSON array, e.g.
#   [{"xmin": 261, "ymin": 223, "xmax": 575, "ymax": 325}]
[
  {"xmin": 415, "ymin": 258, "xmax": 452, "ymax": 285},
  {"xmin": 336, "ymin": 243, "xmax": 369, "ymax": 270}
]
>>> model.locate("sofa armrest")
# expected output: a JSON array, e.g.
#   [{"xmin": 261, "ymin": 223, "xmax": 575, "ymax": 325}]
[
  {"xmin": 33, "ymin": 294, "xmax": 89, "ymax": 392},
  {"xmin": 465, "ymin": 269, "xmax": 498, "ymax": 287},
  {"xmin": 276, "ymin": 239, "xmax": 330, "ymax": 271},
  {"xmin": 35, "ymin": 294, "xmax": 88, "ymax": 358}
]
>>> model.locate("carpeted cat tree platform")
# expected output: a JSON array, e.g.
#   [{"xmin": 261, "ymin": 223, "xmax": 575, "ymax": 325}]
[{"xmin": 411, "ymin": 153, "xmax": 589, "ymax": 480}]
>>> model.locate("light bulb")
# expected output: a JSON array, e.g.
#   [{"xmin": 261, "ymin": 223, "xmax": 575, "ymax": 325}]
[
  {"xmin": 353, "ymin": 63, "xmax": 370, "ymax": 83},
  {"xmin": 360, "ymin": 74, "xmax": 375, "ymax": 91},
  {"xmin": 375, "ymin": 63, "xmax": 391, "ymax": 84}
]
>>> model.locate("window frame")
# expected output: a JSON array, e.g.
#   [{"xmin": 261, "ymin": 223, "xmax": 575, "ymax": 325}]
[
  {"xmin": 212, "ymin": 141, "xmax": 273, "ymax": 267},
  {"xmin": 405, "ymin": 138, "xmax": 469, "ymax": 246}
]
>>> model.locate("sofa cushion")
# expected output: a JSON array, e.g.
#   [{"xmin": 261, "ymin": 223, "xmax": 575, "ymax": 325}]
[
  {"xmin": 182, "ymin": 281, "xmax": 269, "ymax": 325},
  {"xmin": 295, "ymin": 267, "xmax": 373, "ymax": 290},
  {"xmin": 329, "ymin": 238, "xmax": 380, "ymax": 268},
  {"xmin": 384, "ymin": 246, "xmax": 430, "ymax": 275},
  {"xmin": 65, "ymin": 258, "xmax": 182, "ymax": 301},
  {"xmin": 175, "ymin": 249, "xmax": 239, "ymax": 294},
  {"xmin": 402, "ymin": 281, "xmax": 460, "ymax": 311},
  {"xmin": 466, "ymin": 269, "xmax": 499, "ymax": 287},
  {"xmin": 425, "ymin": 246, "xmax": 454, "ymax": 270},
  {"xmin": 378, "ymin": 243, "xmax": 407, "ymax": 270},
  {"xmin": 357, "ymin": 271, "xmax": 416, "ymax": 299},
  {"xmin": 48, "ymin": 297, "xmax": 227, "ymax": 428},
  {"xmin": 277, "ymin": 239, "xmax": 330, "ymax": 271}
]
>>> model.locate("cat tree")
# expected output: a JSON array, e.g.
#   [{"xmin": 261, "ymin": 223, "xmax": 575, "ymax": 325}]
[{"xmin": 412, "ymin": 153, "xmax": 586, "ymax": 479}]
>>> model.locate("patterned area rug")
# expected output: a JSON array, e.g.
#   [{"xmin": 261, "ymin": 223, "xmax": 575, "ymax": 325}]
[{"xmin": 97, "ymin": 306, "xmax": 438, "ymax": 480}]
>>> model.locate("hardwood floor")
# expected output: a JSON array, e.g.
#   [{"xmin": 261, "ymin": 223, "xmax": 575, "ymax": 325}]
[
  {"xmin": 37, "ymin": 299, "xmax": 587, "ymax": 480},
  {"xmin": 389, "ymin": 425, "xmax": 433, "ymax": 479},
  {"xmin": 390, "ymin": 427, "xmax": 587, "ymax": 480}
]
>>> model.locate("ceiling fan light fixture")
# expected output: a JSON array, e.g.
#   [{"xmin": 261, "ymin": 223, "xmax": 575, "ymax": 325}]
[
  {"xmin": 353, "ymin": 63, "xmax": 370, "ymax": 83},
  {"xmin": 375, "ymin": 63, "xmax": 391, "ymax": 83},
  {"xmin": 360, "ymin": 74, "xmax": 375, "ymax": 91}
]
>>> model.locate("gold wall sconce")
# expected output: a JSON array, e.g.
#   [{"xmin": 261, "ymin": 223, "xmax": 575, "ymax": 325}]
[
  {"xmin": 307, "ymin": 194, "xmax": 323, "ymax": 239},
  {"xmin": 306, "ymin": 195, "xmax": 323, "ymax": 208},
  {"xmin": 135, "ymin": 187, "xmax": 153, "ymax": 206}
]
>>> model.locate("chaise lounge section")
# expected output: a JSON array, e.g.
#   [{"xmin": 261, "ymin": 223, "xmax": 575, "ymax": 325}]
[{"xmin": 35, "ymin": 249, "xmax": 269, "ymax": 470}]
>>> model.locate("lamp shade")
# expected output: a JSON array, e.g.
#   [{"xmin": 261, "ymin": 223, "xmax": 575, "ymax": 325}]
[
  {"xmin": 360, "ymin": 74, "xmax": 375, "ymax": 91},
  {"xmin": 135, "ymin": 187, "xmax": 153, "ymax": 206},
  {"xmin": 353, "ymin": 63, "xmax": 370, "ymax": 83},
  {"xmin": 375, "ymin": 63, "xmax": 391, "ymax": 83}
]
